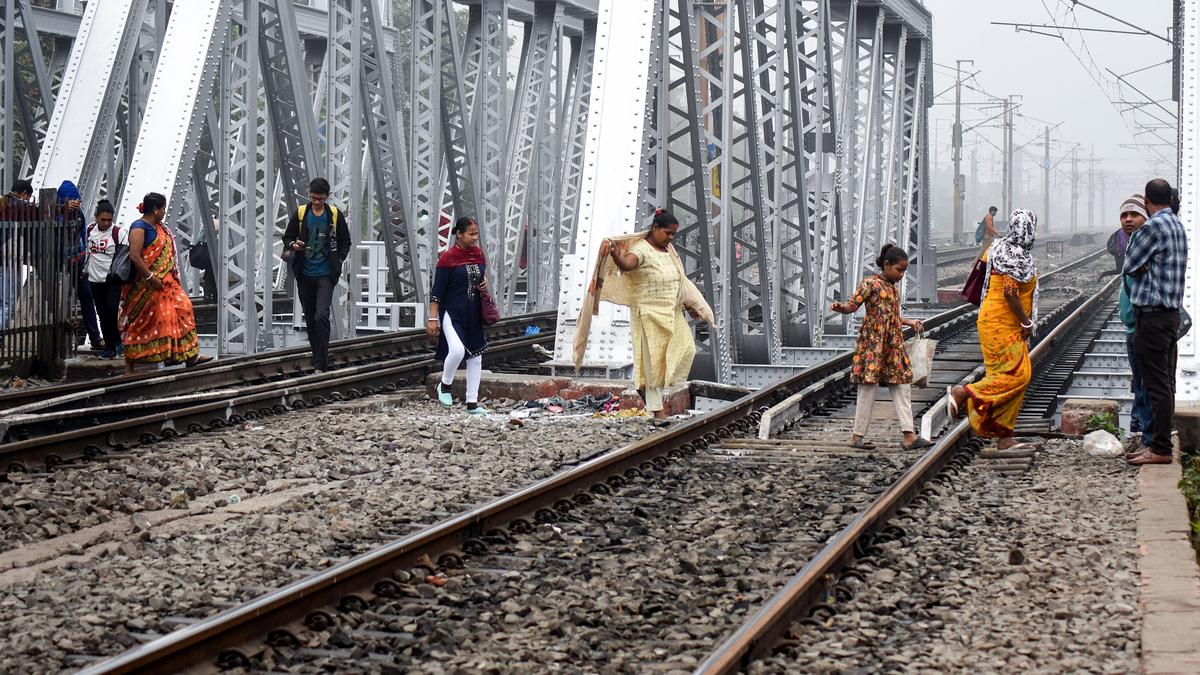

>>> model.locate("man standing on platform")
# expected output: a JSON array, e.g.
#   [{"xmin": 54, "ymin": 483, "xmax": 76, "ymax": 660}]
[
  {"xmin": 1124, "ymin": 179, "xmax": 1188, "ymax": 466},
  {"xmin": 282, "ymin": 178, "xmax": 351, "ymax": 372}
]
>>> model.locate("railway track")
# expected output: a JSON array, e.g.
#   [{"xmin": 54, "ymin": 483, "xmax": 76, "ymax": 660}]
[
  {"xmin": 71, "ymin": 249, "xmax": 1112, "ymax": 674},
  {"xmin": 0, "ymin": 312, "xmax": 556, "ymax": 474}
]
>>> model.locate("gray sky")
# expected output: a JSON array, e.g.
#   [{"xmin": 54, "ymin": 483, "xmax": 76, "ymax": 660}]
[{"xmin": 923, "ymin": 0, "xmax": 1175, "ymax": 231}]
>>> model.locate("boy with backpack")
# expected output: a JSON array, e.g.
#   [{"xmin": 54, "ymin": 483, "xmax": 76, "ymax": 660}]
[{"xmin": 282, "ymin": 178, "xmax": 352, "ymax": 371}]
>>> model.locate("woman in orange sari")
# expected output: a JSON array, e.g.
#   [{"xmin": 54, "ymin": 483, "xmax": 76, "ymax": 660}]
[
  {"xmin": 948, "ymin": 209, "xmax": 1039, "ymax": 450},
  {"xmin": 119, "ymin": 192, "xmax": 211, "ymax": 375}
]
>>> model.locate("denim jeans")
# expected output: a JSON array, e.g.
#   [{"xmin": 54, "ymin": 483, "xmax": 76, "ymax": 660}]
[{"xmin": 1126, "ymin": 332, "xmax": 1153, "ymax": 445}]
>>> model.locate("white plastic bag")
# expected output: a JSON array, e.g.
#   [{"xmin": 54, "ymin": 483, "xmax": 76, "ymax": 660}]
[
  {"xmin": 905, "ymin": 332, "xmax": 938, "ymax": 388},
  {"xmin": 1083, "ymin": 430, "xmax": 1124, "ymax": 458}
]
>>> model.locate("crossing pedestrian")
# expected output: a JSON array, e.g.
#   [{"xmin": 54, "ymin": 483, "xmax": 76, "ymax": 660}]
[
  {"xmin": 120, "ymin": 192, "xmax": 211, "ymax": 374},
  {"xmin": 949, "ymin": 209, "xmax": 1040, "ymax": 451},
  {"xmin": 58, "ymin": 180, "xmax": 102, "ymax": 350},
  {"xmin": 83, "ymin": 200, "xmax": 123, "ymax": 359},
  {"xmin": 1124, "ymin": 179, "xmax": 1188, "ymax": 466},
  {"xmin": 831, "ymin": 244, "xmax": 933, "ymax": 450},
  {"xmin": 1116, "ymin": 195, "xmax": 1152, "ymax": 446},
  {"xmin": 428, "ymin": 217, "xmax": 491, "ymax": 414},
  {"xmin": 976, "ymin": 205, "xmax": 999, "ymax": 248},
  {"xmin": 588, "ymin": 209, "xmax": 714, "ymax": 420},
  {"xmin": 0, "ymin": 180, "xmax": 34, "ymax": 335},
  {"xmin": 282, "ymin": 177, "xmax": 351, "ymax": 372}
]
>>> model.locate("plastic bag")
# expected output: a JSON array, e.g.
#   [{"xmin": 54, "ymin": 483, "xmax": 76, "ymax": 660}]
[
  {"xmin": 1083, "ymin": 430, "xmax": 1124, "ymax": 458},
  {"xmin": 905, "ymin": 332, "xmax": 937, "ymax": 388}
]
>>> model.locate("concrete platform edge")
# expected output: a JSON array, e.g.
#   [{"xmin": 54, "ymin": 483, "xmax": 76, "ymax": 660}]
[{"xmin": 1137, "ymin": 447, "xmax": 1200, "ymax": 674}]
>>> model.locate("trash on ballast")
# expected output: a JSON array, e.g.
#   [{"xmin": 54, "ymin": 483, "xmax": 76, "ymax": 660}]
[
  {"xmin": 425, "ymin": 575, "xmax": 447, "ymax": 587},
  {"xmin": 132, "ymin": 513, "xmax": 153, "ymax": 532},
  {"xmin": 1082, "ymin": 430, "xmax": 1124, "ymax": 458}
]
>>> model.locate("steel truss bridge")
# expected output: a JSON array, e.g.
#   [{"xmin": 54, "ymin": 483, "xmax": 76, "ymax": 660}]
[{"xmin": 0, "ymin": 0, "xmax": 933, "ymax": 386}]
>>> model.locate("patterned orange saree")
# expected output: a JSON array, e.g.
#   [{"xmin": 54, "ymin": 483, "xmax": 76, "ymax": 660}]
[{"xmin": 119, "ymin": 222, "xmax": 200, "ymax": 364}]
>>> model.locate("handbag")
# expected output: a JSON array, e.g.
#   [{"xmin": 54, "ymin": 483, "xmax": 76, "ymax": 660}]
[
  {"xmin": 960, "ymin": 257, "xmax": 987, "ymax": 305},
  {"xmin": 480, "ymin": 287, "xmax": 500, "ymax": 326},
  {"xmin": 106, "ymin": 242, "xmax": 133, "ymax": 284},
  {"xmin": 905, "ymin": 330, "xmax": 938, "ymax": 388},
  {"xmin": 189, "ymin": 241, "xmax": 211, "ymax": 269}
]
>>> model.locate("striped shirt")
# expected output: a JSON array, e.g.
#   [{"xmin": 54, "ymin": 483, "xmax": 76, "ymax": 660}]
[{"xmin": 1123, "ymin": 207, "xmax": 1188, "ymax": 309}]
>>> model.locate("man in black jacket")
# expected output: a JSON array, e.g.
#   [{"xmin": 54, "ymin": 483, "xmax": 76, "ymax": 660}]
[{"xmin": 282, "ymin": 178, "xmax": 351, "ymax": 371}]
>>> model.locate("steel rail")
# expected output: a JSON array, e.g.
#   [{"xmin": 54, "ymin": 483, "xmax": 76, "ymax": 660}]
[
  {"xmin": 0, "ymin": 311, "xmax": 556, "ymax": 413},
  {"xmin": 74, "ymin": 249, "xmax": 1108, "ymax": 674},
  {"xmin": 0, "ymin": 331, "xmax": 554, "ymax": 475},
  {"xmin": 693, "ymin": 275, "xmax": 1122, "ymax": 674}
]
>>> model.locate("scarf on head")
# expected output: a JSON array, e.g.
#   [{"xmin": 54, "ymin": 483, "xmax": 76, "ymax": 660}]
[
  {"xmin": 436, "ymin": 243, "xmax": 486, "ymax": 268},
  {"xmin": 983, "ymin": 208, "xmax": 1039, "ymax": 325}
]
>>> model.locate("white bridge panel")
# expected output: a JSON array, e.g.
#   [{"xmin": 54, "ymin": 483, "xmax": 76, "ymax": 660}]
[
  {"xmin": 552, "ymin": 0, "xmax": 656, "ymax": 370},
  {"xmin": 115, "ymin": 0, "xmax": 224, "ymax": 233}
]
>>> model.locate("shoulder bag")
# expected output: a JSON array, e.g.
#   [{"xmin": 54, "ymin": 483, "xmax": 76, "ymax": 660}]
[
  {"xmin": 106, "ymin": 223, "xmax": 134, "ymax": 284},
  {"xmin": 960, "ymin": 256, "xmax": 987, "ymax": 306},
  {"xmin": 480, "ymin": 287, "xmax": 500, "ymax": 326}
]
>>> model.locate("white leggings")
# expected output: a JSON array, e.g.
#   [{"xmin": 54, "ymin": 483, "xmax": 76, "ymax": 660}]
[
  {"xmin": 441, "ymin": 314, "xmax": 482, "ymax": 403},
  {"xmin": 853, "ymin": 383, "xmax": 914, "ymax": 437}
]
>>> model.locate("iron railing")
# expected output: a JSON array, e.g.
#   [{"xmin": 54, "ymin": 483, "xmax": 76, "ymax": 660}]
[{"xmin": 0, "ymin": 189, "xmax": 81, "ymax": 379}]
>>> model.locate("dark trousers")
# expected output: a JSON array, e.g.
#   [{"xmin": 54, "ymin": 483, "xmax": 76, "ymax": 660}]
[
  {"xmin": 89, "ymin": 280, "xmax": 122, "ymax": 352},
  {"xmin": 296, "ymin": 273, "xmax": 334, "ymax": 369},
  {"xmin": 1132, "ymin": 309, "xmax": 1179, "ymax": 456},
  {"xmin": 77, "ymin": 275, "xmax": 101, "ymax": 344}
]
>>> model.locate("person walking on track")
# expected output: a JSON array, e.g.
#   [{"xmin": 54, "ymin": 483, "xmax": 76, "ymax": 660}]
[
  {"xmin": 120, "ymin": 192, "xmax": 211, "ymax": 374},
  {"xmin": 428, "ymin": 217, "xmax": 491, "ymax": 414},
  {"xmin": 976, "ymin": 205, "xmax": 999, "ymax": 248},
  {"xmin": 1123, "ymin": 179, "xmax": 1188, "ymax": 466},
  {"xmin": 831, "ymin": 243, "xmax": 933, "ymax": 451},
  {"xmin": 282, "ymin": 177, "xmax": 351, "ymax": 372},
  {"xmin": 948, "ymin": 209, "xmax": 1040, "ymax": 451},
  {"xmin": 82, "ymin": 199, "xmax": 123, "ymax": 359},
  {"xmin": 577, "ymin": 208, "xmax": 713, "ymax": 421}
]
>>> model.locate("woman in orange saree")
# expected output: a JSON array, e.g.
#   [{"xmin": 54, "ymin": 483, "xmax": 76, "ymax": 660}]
[
  {"xmin": 119, "ymin": 192, "xmax": 210, "ymax": 375},
  {"xmin": 949, "ymin": 209, "xmax": 1039, "ymax": 451}
]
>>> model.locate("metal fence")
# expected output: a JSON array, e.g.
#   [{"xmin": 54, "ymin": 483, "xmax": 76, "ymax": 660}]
[{"xmin": 0, "ymin": 190, "xmax": 80, "ymax": 379}]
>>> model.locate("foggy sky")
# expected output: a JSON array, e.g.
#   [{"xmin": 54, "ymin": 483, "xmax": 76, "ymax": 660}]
[{"xmin": 923, "ymin": 0, "xmax": 1174, "ymax": 235}]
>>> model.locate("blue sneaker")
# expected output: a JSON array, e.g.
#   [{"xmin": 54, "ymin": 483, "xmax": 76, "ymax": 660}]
[
  {"xmin": 98, "ymin": 349, "xmax": 116, "ymax": 359},
  {"xmin": 115, "ymin": 344, "xmax": 125, "ymax": 358},
  {"xmin": 436, "ymin": 382, "xmax": 454, "ymax": 406},
  {"xmin": 466, "ymin": 403, "xmax": 491, "ymax": 415}
]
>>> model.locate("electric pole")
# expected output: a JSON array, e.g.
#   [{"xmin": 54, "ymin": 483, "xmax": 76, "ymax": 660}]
[
  {"xmin": 1071, "ymin": 147, "xmax": 1080, "ymax": 233},
  {"xmin": 970, "ymin": 148, "xmax": 978, "ymax": 226},
  {"xmin": 1043, "ymin": 126, "xmax": 1051, "ymax": 233},
  {"xmin": 1087, "ymin": 147, "xmax": 1095, "ymax": 232},
  {"xmin": 1001, "ymin": 95, "xmax": 1018, "ymax": 216},
  {"xmin": 952, "ymin": 59, "xmax": 973, "ymax": 244}
]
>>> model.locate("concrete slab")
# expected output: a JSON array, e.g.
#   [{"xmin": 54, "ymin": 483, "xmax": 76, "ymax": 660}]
[{"xmin": 1136, "ymin": 450, "xmax": 1200, "ymax": 673}]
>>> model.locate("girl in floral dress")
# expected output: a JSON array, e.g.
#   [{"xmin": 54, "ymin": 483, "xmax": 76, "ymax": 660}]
[{"xmin": 832, "ymin": 244, "xmax": 934, "ymax": 450}]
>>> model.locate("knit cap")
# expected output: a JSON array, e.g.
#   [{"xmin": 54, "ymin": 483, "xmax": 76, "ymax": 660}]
[{"xmin": 1120, "ymin": 193, "xmax": 1147, "ymax": 220}]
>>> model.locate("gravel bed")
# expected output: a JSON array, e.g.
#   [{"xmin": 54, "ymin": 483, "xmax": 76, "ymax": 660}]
[
  {"xmin": 0, "ymin": 397, "xmax": 636, "ymax": 553},
  {"xmin": 242, "ymin": 447, "xmax": 925, "ymax": 673},
  {"xmin": 752, "ymin": 438, "xmax": 1140, "ymax": 674},
  {"xmin": 0, "ymin": 397, "xmax": 657, "ymax": 673}
]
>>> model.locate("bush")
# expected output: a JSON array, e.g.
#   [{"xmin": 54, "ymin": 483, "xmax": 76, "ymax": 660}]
[{"xmin": 1085, "ymin": 412, "xmax": 1122, "ymax": 438}]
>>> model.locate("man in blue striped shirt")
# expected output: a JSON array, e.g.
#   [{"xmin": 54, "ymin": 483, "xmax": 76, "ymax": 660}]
[{"xmin": 1123, "ymin": 178, "xmax": 1188, "ymax": 465}]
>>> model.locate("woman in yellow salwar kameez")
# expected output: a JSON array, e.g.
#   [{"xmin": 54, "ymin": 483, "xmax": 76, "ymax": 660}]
[
  {"xmin": 948, "ymin": 209, "xmax": 1039, "ymax": 450},
  {"xmin": 574, "ymin": 209, "xmax": 713, "ymax": 420}
]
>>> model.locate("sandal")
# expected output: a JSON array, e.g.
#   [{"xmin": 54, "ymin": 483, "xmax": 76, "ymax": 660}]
[
  {"xmin": 901, "ymin": 437, "xmax": 934, "ymax": 450},
  {"xmin": 185, "ymin": 355, "xmax": 213, "ymax": 368},
  {"xmin": 946, "ymin": 386, "xmax": 960, "ymax": 418},
  {"xmin": 850, "ymin": 439, "xmax": 877, "ymax": 450},
  {"xmin": 1128, "ymin": 450, "xmax": 1172, "ymax": 466}
]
